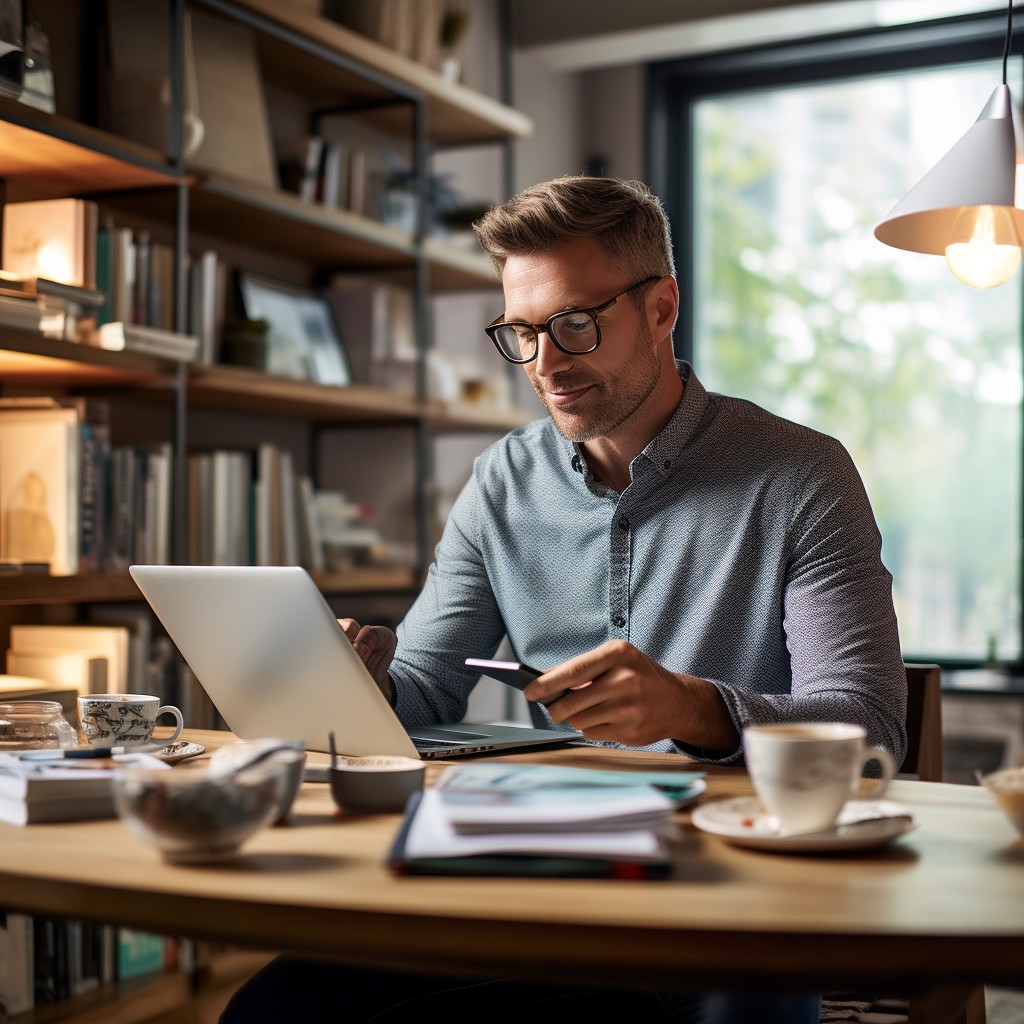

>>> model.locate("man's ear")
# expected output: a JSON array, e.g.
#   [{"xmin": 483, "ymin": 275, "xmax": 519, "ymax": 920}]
[{"xmin": 650, "ymin": 276, "xmax": 679, "ymax": 338}]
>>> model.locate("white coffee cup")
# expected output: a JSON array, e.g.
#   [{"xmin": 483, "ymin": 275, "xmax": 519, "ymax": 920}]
[
  {"xmin": 78, "ymin": 694, "xmax": 184, "ymax": 750},
  {"xmin": 743, "ymin": 722, "xmax": 896, "ymax": 836}
]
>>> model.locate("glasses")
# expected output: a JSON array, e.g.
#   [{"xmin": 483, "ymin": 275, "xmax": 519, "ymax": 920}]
[{"xmin": 484, "ymin": 276, "xmax": 661, "ymax": 364}]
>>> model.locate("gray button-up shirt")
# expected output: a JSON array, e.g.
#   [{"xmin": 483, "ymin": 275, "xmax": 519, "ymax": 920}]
[{"xmin": 391, "ymin": 362, "xmax": 907, "ymax": 765}]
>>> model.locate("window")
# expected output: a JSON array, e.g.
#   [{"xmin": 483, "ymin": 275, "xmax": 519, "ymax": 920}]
[{"xmin": 652, "ymin": 15, "xmax": 1023, "ymax": 664}]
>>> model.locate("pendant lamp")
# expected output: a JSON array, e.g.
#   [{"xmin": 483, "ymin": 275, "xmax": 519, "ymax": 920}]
[{"xmin": 874, "ymin": 0, "xmax": 1024, "ymax": 288}]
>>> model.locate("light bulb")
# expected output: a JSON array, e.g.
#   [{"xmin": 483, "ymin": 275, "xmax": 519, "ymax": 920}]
[{"xmin": 945, "ymin": 205, "xmax": 1022, "ymax": 288}]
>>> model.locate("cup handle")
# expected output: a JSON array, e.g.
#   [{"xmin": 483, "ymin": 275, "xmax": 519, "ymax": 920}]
[
  {"xmin": 858, "ymin": 745, "xmax": 897, "ymax": 799},
  {"xmin": 155, "ymin": 705, "xmax": 184, "ymax": 745}
]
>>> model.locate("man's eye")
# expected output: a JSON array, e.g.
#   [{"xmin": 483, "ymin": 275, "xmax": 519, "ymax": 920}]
[{"xmin": 561, "ymin": 313, "xmax": 593, "ymax": 333}]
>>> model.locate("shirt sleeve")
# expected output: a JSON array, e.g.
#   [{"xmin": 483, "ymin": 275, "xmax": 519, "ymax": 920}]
[
  {"xmin": 678, "ymin": 437, "xmax": 908, "ymax": 769},
  {"xmin": 389, "ymin": 469, "xmax": 509, "ymax": 727}
]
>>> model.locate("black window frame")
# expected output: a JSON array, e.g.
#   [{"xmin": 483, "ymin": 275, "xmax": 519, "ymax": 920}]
[{"xmin": 647, "ymin": 9, "xmax": 1024, "ymax": 671}]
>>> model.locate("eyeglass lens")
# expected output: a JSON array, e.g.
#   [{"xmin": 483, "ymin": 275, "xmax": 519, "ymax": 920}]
[{"xmin": 492, "ymin": 309, "xmax": 599, "ymax": 361}]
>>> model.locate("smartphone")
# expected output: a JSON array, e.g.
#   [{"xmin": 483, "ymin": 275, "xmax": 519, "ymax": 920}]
[{"xmin": 464, "ymin": 658, "xmax": 568, "ymax": 705}]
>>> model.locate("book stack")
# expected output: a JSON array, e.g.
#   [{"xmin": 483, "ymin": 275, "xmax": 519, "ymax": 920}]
[
  {"xmin": 389, "ymin": 762, "xmax": 706, "ymax": 878},
  {"xmin": 0, "ymin": 750, "xmax": 166, "ymax": 825}
]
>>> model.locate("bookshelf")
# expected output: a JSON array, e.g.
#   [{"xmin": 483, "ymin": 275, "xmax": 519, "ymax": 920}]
[
  {"xmin": 0, "ymin": 0, "xmax": 532, "ymax": 596},
  {"xmin": 0, "ymin": 1, "xmax": 531, "ymax": 1019}
]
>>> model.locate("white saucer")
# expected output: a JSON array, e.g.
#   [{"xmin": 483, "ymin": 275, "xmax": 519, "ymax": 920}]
[
  {"xmin": 691, "ymin": 796, "xmax": 915, "ymax": 853},
  {"xmin": 152, "ymin": 741, "xmax": 206, "ymax": 764},
  {"xmin": 109, "ymin": 741, "xmax": 206, "ymax": 763}
]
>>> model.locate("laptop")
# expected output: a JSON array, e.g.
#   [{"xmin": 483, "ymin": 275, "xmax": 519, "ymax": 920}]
[{"xmin": 128, "ymin": 565, "xmax": 576, "ymax": 760}]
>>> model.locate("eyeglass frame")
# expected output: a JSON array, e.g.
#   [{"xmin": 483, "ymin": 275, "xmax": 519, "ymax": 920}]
[{"xmin": 484, "ymin": 275, "xmax": 662, "ymax": 364}]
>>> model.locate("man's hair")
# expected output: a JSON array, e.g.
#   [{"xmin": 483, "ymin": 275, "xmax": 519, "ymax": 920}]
[{"xmin": 473, "ymin": 176, "xmax": 676, "ymax": 284}]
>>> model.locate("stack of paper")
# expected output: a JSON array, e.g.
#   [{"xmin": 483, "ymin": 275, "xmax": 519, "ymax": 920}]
[{"xmin": 388, "ymin": 762, "xmax": 706, "ymax": 879}]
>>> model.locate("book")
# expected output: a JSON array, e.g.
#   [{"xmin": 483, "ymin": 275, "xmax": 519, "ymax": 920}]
[
  {"xmin": 10, "ymin": 624, "xmax": 131, "ymax": 692},
  {"xmin": 184, "ymin": 9, "xmax": 278, "ymax": 189},
  {"xmin": 5, "ymin": 649, "xmax": 109, "ymax": 696},
  {"xmin": 0, "ymin": 910, "xmax": 35, "ymax": 1015},
  {"xmin": 116, "ymin": 928, "xmax": 167, "ymax": 981},
  {"xmin": 278, "ymin": 135, "xmax": 325, "ymax": 203},
  {"xmin": 0, "ymin": 751, "xmax": 167, "ymax": 826},
  {"xmin": 95, "ymin": 321, "xmax": 199, "ymax": 361},
  {"xmin": 0, "ymin": 406, "xmax": 80, "ymax": 575},
  {"xmin": 1, "ymin": 198, "xmax": 98, "ymax": 289},
  {"xmin": 187, "ymin": 249, "xmax": 227, "ymax": 364}
]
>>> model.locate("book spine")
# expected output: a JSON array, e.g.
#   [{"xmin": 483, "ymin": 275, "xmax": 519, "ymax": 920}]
[{"xmin": 0, "ymin": 911, "xmax": 35, "ymax": 1016}]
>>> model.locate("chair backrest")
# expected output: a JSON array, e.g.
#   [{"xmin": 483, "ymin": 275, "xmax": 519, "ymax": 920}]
[{"xmin": 901, "ymin": 663, "xmax": 943, "ymax": 782}]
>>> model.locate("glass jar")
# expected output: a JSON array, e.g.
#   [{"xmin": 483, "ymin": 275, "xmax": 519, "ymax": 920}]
[{"xmin": 0, "ymin": 701, "xmax": 77, "ymax": 752}]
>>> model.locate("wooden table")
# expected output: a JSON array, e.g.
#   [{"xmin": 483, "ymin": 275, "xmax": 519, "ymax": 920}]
[{"xmin": 0, "ymin": 730, "xmax": 1021, "ymax": 993}]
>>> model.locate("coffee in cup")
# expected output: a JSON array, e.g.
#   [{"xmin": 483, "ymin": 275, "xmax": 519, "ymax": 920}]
[
  {"xmin": 78, "ymin": 694, "xmax": 184, "ymax": 750},
  {"xmin": 743, "ymin": 722, "xmax": 896, "ymax": 836}
]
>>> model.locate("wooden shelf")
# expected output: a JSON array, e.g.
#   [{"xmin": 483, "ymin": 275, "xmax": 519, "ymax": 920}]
[
  {"xmin": 231, "ymin": 0, "xmax": 533, "ymax": 146},
  {"xmin": 0, "ymin": 334, "xmax": 537, "ymax": 432},
  {"xmin": 185, "ymin": 363, "xmax": 421, "ymax": 422},
  {"xmin": 0, "ymin": 332, "xmax": 179, "ymax": 387},
  {"xmin": 0, "ymin": 572, "xmax": 144, "ymax": 605},
  {"xmin": 0, "ymin": 98, "xmax": 176, "ymax": 203},
  {"xmin": 0, "ymin": 567, "xmax": 417, "ymax": 606},
  {"xmin": 105, "ymin": 177, "xmax": 499, "ymax": 290},
  {"xmin": 15, "ymin": 969, "xmax": 192, "ymax": 1024}
]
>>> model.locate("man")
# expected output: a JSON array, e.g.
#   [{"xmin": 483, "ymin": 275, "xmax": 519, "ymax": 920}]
[
  {"xmin": 347, "ymin": 175, "xmax": 906, "ymax": 766},
  {"xmin": 223, "ymin": 176, "xmax": 905, "ymax": 1023}
]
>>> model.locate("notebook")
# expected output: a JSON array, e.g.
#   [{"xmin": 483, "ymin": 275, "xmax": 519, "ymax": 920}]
[{"xmin": 128, "ymin": 565, "xmax": 575, "ymax": 759}]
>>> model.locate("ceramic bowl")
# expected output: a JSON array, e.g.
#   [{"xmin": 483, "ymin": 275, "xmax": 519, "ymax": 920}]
[
  {"xmin": 980, "ymin": 766, "xmax": 1024, "ymax": 837},
  {"xmin": 208, "ymin": 739, "xmax": 307, "ymax": 823},
  {"xmin": 329, "ymin": 755, "xmax": 424, "ymax": 813},
  {"xmin": 112, "ymin": 760, "xmax": 292, "ymax": 863}
]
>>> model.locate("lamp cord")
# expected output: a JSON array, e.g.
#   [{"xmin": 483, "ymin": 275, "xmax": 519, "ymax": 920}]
[{"xmin": 1003, "ymin": 0, "xmax": 1014, "ymax": 86}]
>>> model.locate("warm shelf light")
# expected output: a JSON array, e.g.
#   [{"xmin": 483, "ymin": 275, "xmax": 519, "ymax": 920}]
[{"xmin": 875, "ymin": 1, "xmax": 1024, "ymax": 288}]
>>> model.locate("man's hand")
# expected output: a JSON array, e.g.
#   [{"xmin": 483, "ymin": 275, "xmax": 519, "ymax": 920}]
[
  {"xmin": 337, "ymin": 618, "xmax": 397, "ymax": 703},
  {"xmin": 525, "ymin": 638, "xmax": 738, "ymax": 752}
]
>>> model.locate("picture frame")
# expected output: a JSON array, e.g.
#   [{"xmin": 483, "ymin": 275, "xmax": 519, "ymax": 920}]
[{"xmin": 236, "ymin": 272, "xmax": 350, "ymax": 386}]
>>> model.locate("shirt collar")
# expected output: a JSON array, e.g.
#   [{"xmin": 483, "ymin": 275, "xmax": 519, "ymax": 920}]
[{"xmin": 565, "ymin": 360, "xmax": 708, "ymax": 480}]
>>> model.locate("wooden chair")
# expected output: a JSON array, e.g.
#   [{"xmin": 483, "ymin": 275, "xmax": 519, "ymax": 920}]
[
  {"xmin": 901, "ymin": 662, "xmax": 944, "ymax": 782},
  {"xmin": 821, "ymin": 664, "xmax": 986, "ymax": 1024}
]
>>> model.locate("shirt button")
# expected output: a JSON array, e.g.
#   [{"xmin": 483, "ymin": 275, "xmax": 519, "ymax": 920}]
[
  {"xmin": 619, "ymin": 517, "xmax": 629, "ymax": 531},
  {"xmin": 663, "ymin": 459, "xmax": 671, "ymax": 470},
  {"xmin": 612, "ymin": 615, "xmax": 625, "ymax": 628}
]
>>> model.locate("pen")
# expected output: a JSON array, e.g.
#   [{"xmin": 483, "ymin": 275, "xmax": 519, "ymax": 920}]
[{"xmin": 18, "ymin": 747, "xmax": 113, "ymax": 761}]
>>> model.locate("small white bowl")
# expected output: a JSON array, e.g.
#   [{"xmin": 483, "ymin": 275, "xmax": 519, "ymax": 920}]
[
  {"xmin": 980, "ymin": 766, "xmax": 1024, "ymax": 837},
  {"xmin": 113, "ymin": 760, "xmax": 290, "ymax": 863}
]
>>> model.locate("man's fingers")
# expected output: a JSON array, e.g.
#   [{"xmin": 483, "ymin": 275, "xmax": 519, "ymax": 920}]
[{"xmin": 337, "ymin": 618, "xmax": 361, "ymax": 643}]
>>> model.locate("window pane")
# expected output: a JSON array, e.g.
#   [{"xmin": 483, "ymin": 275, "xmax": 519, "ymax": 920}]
[{"xmin": 692, "ymin": 63, "xmax": 1022, "ymax": 661}]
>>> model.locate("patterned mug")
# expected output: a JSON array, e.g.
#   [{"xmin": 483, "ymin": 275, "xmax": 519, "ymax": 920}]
[{"xmin": 78, "ymin": 694, "xmax": 184, "ymax": 750}]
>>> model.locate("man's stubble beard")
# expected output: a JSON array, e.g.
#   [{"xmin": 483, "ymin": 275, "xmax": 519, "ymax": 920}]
[{"xmin": 533, "ymin": 324, "xmax": 661, "ymax": 444}]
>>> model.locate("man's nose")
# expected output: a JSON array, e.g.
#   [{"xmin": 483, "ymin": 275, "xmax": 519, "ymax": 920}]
[{"xmin": 533, "ymin": 329, "xmax": 572, "ymax": 375}]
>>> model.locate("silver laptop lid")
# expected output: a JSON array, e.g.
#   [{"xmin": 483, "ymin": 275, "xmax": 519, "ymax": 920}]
[{"xmin": 129, "ymin": 564, "xmax": 420, "ymax": 757}]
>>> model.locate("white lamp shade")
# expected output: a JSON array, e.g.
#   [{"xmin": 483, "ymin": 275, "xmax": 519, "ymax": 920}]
[{"xmin": 875, "ymin": 84, "xmax": 1024, "ymax": 254}]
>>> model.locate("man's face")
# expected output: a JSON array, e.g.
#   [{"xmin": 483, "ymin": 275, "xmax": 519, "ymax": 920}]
[{"xmin": 501, "ymin": 236, "xmax": 661, "ymax": 444}]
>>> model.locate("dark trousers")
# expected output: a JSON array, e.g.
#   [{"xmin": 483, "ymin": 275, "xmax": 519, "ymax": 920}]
[{"xmin": 219, "ymin": 957, "xmax": 823, "ymax": 1024}]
